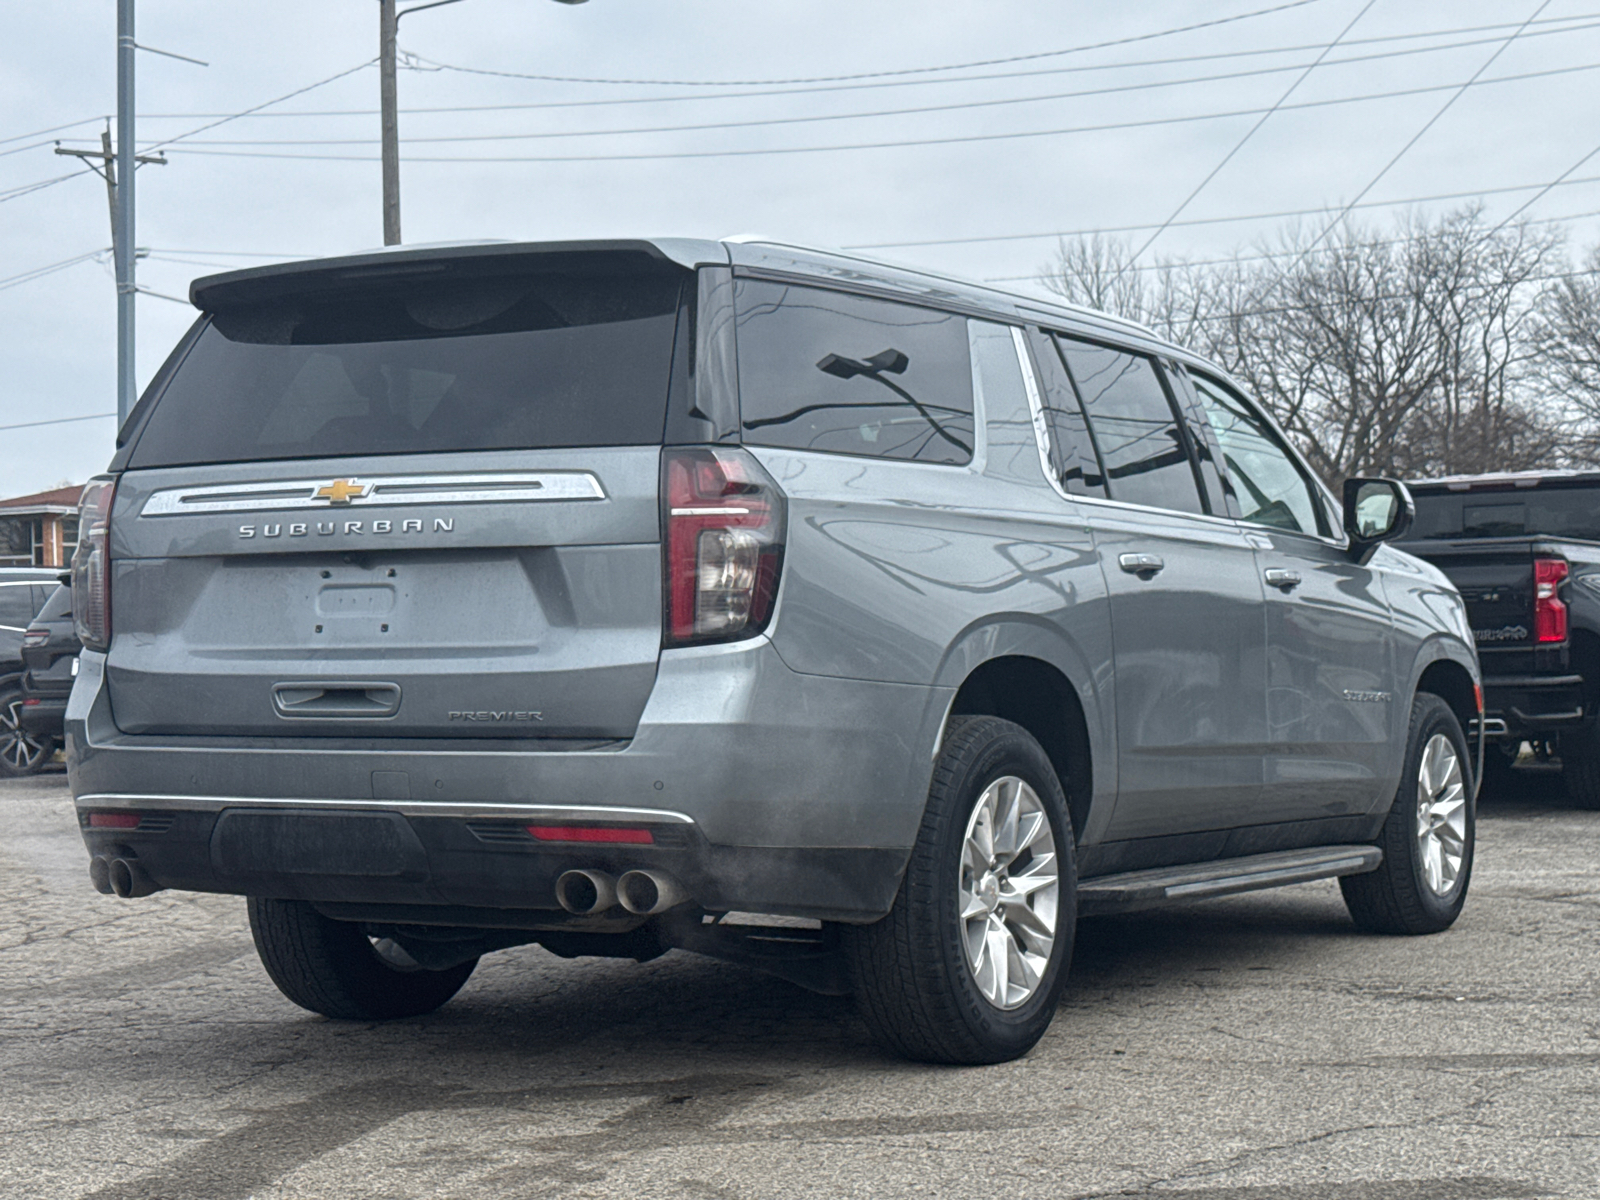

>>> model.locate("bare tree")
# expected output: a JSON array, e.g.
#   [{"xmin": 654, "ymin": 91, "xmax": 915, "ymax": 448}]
[
  {"xmin": 1039, "ymin": 208, "xmax": 1578, "ymax": 483},
  {"xmin": 1539, "ymin": 244, "xmax": 1600, "ymax": 459}
]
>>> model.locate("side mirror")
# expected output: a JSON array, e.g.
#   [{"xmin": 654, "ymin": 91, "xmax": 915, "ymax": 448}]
[{"xmin": 1342, "ymin": 477, "xmax": 1414, "ymax": 564}]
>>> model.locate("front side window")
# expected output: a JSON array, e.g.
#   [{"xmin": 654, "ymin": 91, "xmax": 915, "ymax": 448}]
[
  {"xmin": 734, "ymin": 280, "xmax": 974, "ymax": 464},
  {"xmin": 1055, "ymin": 335, "xmax": 1202, "ymax": 514},
  {"xmin": 1191, "ymin": 374, "xmax": 1325, "ymax": 536}
]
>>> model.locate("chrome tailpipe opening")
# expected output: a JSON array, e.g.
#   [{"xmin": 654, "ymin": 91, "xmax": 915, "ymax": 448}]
[
  {"xmin": 616, "ymin": 870, "xmax": 688, "ymax": 916},
  {"xmin": 88, "ymin": 855, "xmax": 114, "ymax": 895},
  {"xmin": 555, "ymin": 869, "xmax": 617, "ymax": 915},
  {"xmin": 107, "ymin": 856, "xmax": 162, "ymax": 899}
]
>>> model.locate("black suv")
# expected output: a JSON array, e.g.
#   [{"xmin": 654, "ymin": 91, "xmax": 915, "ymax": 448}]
[
  {"xmin": 0, "ymin": 567, "xmax": 62, "ymax": 775},
  {"xmin": 19, "ymin": 584, "xmax": 77, "ymax": 758}
]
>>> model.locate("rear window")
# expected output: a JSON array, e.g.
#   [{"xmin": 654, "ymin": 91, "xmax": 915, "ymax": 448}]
[
  {"xmin": 734, "ymin": 280, "xmax": 974, "ymax": 464},
  {"xmin": 128, "ymin": 273, "xmax": 683, "ymax": 468},
  {"xmin": 1406, "ymin": 486, "xmax": 1600, "ymax": 542}
]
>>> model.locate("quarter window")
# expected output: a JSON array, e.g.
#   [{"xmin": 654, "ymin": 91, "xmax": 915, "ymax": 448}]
[
  {"xmin": 1191, "ymin": 374, "xmax": 1325, "ymax": 536},
  {"xmin": 1055, "ymin": 336, "xmax": 1202, "ymax": 515},
  {"xmin": 734, "ymin": 281, "xmax": 975, "ymax": 464},
  {"xmin": 1026, "ymin": 330, "xmax": 1105, "ymax": 496}
]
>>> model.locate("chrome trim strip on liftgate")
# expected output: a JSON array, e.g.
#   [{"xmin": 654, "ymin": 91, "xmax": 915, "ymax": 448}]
[
  {"xmin": 139, "ymin": 472, "xmax": 607, "ymax": 517},
  {"xmin": 75, "ymin": 792, "xmax": 697, "ymax": 825}
]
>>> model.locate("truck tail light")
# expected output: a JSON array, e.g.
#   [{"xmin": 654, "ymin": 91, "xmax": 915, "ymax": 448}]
[
  {"xmin": 1534, "ymin": 556, "xmax": 1568, "ymax": 643},
  {"xmin": 72, "ymin": 479, "xmax": 116, "ymax": 652},
  {"xmin": 661, "ymin": 447, "xmax": 786, "ymax": 646}
]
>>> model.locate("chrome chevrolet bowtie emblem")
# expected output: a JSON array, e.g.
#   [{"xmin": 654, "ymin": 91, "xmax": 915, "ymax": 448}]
[{"xmin": 314, "ymin": 479, "xmax": 370, "ymax": 505}]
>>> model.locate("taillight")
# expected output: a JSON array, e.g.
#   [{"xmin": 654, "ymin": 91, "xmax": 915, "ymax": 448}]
[
  {"xmin": 1535, "ymin": 557, "xmax": 1568, "ymax": 643},
  {"xmin": 21, "ymin": 628, "xmax": 48, "ymax": 648},
  {"xmin": 72, "ymin": 478, "xmax": 115, "ymax": 651},
  {"xmin": 661, "ymin": 447, "xmax": 786, "ymax": 645}
]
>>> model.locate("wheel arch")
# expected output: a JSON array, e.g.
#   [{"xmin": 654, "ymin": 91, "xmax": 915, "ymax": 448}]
[{"xmin": 934, "ymin": 619, "xmax": 1106, "ymax": 841}]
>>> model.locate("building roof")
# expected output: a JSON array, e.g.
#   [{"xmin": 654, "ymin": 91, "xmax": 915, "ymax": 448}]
[{"xmin": 0, "ymin": 485, "xmax": 84, "ymax": 512}]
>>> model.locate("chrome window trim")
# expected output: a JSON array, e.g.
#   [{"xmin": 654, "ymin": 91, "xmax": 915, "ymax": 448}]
[
  {"xmin": 1010, "ymin": 324, "xmax": 1074, "ymax": 504},
  {"xmin": 75, "ymin": 792, "xmax": 697, "ymax": 825},
  {"xmin": 139, "ymin": 471, "xmax": 607, "ymax": 517}
]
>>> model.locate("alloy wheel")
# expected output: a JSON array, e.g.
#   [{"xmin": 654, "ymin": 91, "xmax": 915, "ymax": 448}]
[
  {"xmin": 959, "ymin": 775, "xmax": 1060, "ymax": 1010},
  {"xmin": 1415, "ymin": 732, "xmax": 1467, "ymax": 896},
  {"xmin": 1, "ymin": 696, "xmax": 49, "ymax": 773}
]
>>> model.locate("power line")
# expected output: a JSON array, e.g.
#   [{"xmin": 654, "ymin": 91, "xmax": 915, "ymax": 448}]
[
  {"xmin": 1270, "ymin": 0, "xmax": 1554, "ymax": 285},
  {"xmin": 0, "ymin": 413, "xmax": 118, "ymax": 434},
  {"xmin": 852, "ymin": 174, "xmax": 1600, "ymax": 250},
  {"xmin": 0, "ymin": 249, "xmax": 110, "ymax": 293},
  {"xmin": 133, "ymin": 30, "xmax": 1600, "ymax": 150},
  {"xmin": 0, "ymin": 168, "xmax": 98, "ymax": 205},
  {"xmin": 139, "ymin": 60, "xmax": 376, "ymax": 154},
  {"xmin": 1489, "ymin": 138, "xmax": 1600, "ymax": 236},
  {"xmin": 158, "ymin": 60, "xmax": 1600, "ymax": 163},
  {"xmin": 0, "ymin": 116, "xmax": 106, "ymax": 148},
  {"xmin": 113, "ymin": 12, "xmax": 1600, "ymax": 120},
  {"xmin": 1123, "ymin": 0, "xmax": 1379, "ymax": 270},
  {"xmin": 399, "ymin": 0, "xmax": 1328, "ymax": 88},
  {"xmin": 981, "ymin": 206, "xmax": 1600, "ymax": 282}
]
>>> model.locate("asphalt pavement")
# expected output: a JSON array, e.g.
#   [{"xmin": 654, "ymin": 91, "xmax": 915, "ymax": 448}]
[{"xmin": 1, "ymin": 764, "xmax": 1597, "ymax": 1200}]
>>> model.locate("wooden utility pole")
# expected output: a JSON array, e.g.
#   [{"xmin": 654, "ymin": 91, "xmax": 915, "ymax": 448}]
[{"xmin": 380, "ymin": 0, "xmax": 401, "ymax": 245}]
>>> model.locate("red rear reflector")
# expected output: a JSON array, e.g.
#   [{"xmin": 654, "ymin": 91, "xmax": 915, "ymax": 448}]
[
  {"xmin": 1534, "ymin": 557, "xmax": 1569, "ymax": 643},
  {"xmin": 527, "ymin": 825, "xmax": 654, "ymax": 845},
  {"xmin": 88, "ymin": 813, "xmax": 141, "ymax": 829},
  {"xmin": 22, "ymin": 699, "xmax": 40, "ymax": 707}
]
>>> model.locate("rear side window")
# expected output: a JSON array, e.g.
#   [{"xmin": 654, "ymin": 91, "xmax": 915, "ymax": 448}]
[
  {"xmin": 1026, "ymin": 329, "xmax": 1105, "ymax": 496},
  {"xmin": 127, "ymin": 273, "xmax": 683, "ymax": 468},
  {"xmin": 1055, "ymin": 335, "xmax": 1202, "ymax": 515},
  {"xmin": 36, "ymin": 585, "xmax": 71, "ymax": 622},
  {"xmin": 734, "ymin": 280, "xmax": 974, "ymax": 464},
  {"xmin": 0, "ymin": 583, "xmax": 37, "ymax": 631}
]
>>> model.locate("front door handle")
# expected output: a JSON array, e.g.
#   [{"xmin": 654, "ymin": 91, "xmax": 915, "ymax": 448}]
[
  {"xmin": 1264, "ymin": 568, "xmax": 1303, "ymax": 591},
  {"xmin": 1118, "ymin": 552, "xmax": 1165, "ymax": 578}
]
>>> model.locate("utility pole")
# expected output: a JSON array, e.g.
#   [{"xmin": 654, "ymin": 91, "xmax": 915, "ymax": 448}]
[
  {"xmin": 380, "ymin": 0, "xmax": 401, "ymax": 245},
  {"xmin": 55, "ymin": 130, "xmax": 167, "ymax": 426},
  {"xmin": 378, "ymin": 0, "xmax": 587, "ymax": 247},
  {"xmin": 115, "ymin": 0, "xmax": 136, "ymax": 425}
]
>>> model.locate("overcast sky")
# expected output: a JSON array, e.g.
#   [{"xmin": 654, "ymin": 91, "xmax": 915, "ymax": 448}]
[{"xmin": 3, "ymin": 0, "xmax": 1598, "ymax": 497}]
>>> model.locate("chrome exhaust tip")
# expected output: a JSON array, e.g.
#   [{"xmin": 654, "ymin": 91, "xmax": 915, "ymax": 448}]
[
  {"xmin": 616, "ymin": 870, "xmax": 688, "ymax": 916},
  {"xmin": 555, "ymin": 869, "xmax": 617, "ymax": 915}
]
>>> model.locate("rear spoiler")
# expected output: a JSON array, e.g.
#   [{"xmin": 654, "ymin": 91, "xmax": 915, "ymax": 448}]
[{"xmin": 190, "ymin": 238, "xmax": 727, "ymax": 310}]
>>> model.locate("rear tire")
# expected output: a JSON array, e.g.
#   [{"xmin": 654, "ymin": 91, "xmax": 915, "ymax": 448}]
[
  {"xmin": 1341, "ymin": 694, "xmax": 1474, "ymax": 935},
  {"xmin": 248, "ymin": 897, "xmax": 476, "ymax": 1020},
  {"xmin": 1560, "ymin": 729, "xmax": 1600, "ymax": 811},
  {"xmin": 0, "ymin": 683, "xmax": 51, "ymax": 777},
  {"xmin": 845, "ymin": 716, "xmax": 1076, "ymax": 1065}
]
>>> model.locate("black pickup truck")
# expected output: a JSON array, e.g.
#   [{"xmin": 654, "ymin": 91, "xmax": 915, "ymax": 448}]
[{"xmin": 1398, "ymin": 471, "xmax": 1600, "ymax": 805}]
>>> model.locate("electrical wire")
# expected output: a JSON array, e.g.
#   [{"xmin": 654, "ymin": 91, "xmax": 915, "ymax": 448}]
[
  {"xmin": 118, "ymin": 12, "xmax": 1600, "ymax": 120},
  {"xmin": 157, "ymin": 60, "xmax": 1600, "ymax": 163},
  {"xmin": 143, "ymin": 29, "xmax": 1600, "ymax": 150},
  {"xmin": 978, "ymin": 206, "xmax": 1600, "ymax": 282},
  {"xmin": 1122, "ymin": 0, "xmax": 1379, "ymax": 270},
  {"xmin": 399, "ymin": 0, "xmax": 1329, "ymax": 88},
  {"xmin": 851, "ymin": 175, "xmax": 1600, "ymax": 250},
  {"xmin": 0, "ymin": 249, "xmax": 109, "ymax": 292},
  {"xmin": 0, "ymin": 413, "xmax": 117, "ymax": 434},
  {"xmin": 1269, "ymin": 0, "xmax": 1554, "ymax": 286},
  {"xmin": 1489, "ymin": 139, "xmax": 1600, "ymax": 236},
  {"xmin": 0, "ymin": 116, "xmax": 106, "ymax": 148},
  {"xmin": 0, "ymin": 169, "xmax": 98, "ymax": 205},
  {"xmin": 139, "ymin": 60, "xmax": 376, "ymax": 154}
]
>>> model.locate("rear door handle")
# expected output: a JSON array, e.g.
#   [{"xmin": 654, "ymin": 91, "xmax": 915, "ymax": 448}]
[
  {"xmin": 1264, "ymin": 568, "xmax": 1303, "ymax": 591},
  {"xmin": 1118, "ymin": 553, "xmax": 1165, "ymax": 578}
]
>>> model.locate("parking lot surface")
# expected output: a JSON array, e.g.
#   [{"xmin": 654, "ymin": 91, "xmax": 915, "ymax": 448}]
[{"xmin": 1, "ymin": 766, "xmax": 1596, "ymax": 1200}]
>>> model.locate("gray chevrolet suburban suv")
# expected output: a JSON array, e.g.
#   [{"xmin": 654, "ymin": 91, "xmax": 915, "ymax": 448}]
[{"xmin": 68, "ymin": 237, "xmax": 1481, "ymax": 1064}]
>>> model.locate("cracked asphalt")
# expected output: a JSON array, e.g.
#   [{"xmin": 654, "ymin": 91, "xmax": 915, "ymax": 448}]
[{"xmin": 2, "ymin": 766, "xmax": 1598, "ymax": 1200}]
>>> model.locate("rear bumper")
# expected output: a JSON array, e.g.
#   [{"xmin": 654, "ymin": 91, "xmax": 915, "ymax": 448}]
[
  {"xmin": 67, "ymin": 641, "xmax": 951, "ymax": 922},
  {"xmin": 18, "ymin": 695, "xmax": 66, "ymax": 739},
  {"xmin": 1481, "ymin": 673, "xmax": 1586, "ymax": 737}
]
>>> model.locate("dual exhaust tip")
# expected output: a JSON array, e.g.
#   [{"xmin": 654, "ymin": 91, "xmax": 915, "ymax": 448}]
[
  {"xmin": 556, "ymin": 868, "xmax": 686, "ymax": 916},
  {"xmin": 88, "ymin": 854, "xmax": 162, "ymax": 899}
]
